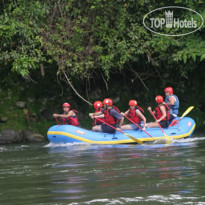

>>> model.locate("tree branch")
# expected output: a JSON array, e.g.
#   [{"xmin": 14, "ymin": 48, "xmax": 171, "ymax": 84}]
[
  {"xmin": 128, "ymin": 64, "xmax": 150, "ymax": 92},
  {"xmin": 62, "ymin": 69, "xmax": 92, "ymax": 106},
  {"xmin": 100, "ymin": 71, "xmax": 109, "ymax": 91}
]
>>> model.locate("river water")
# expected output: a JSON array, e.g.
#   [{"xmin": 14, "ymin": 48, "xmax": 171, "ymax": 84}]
[{"xmin": 1, "ymin": 135, "xmax": 205, "ymax": 205}]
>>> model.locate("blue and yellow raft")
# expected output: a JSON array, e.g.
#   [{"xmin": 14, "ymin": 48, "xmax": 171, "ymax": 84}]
[{"xmin": 47, "ymin": 117, "xmax": 196, "ymax": 144}]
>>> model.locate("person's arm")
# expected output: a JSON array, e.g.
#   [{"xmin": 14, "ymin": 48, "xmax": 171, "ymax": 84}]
[
  {"xmin": 165, "ymin": 96, "xmax": 175, "ymax": 106},
  {"xmin": 53, "ymin": 110, "xmax": 75, "ymax": 118},
  {"xmin": 136, "ymin": 110, "xmax": 146, "ymax": 130},
  {"xmin": 89, "ymin": 111, "xmax": 103, "ymax": 119},
  {"xmin": 156, "ymin": 106, "xmax": 166, "ymax": 122},
  {"xmin": 118, "ymin": 117, "xmax": 124, "ymax": 128},
  {"xmin": 121, "ymin": 110, "xmax": 129, "ymax": 116},
  {"xmin": 94, "ymin": 114, "xmax": 104, "ymax": 118},
  {"xmin": 110, "ymin": 109, "xmax": 124, "ymax": 129}
]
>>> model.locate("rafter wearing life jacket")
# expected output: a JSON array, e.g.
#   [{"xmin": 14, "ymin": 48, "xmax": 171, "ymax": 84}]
[
  {"xmin": 103, "ymin": 106, "xmax": 120, "ymax": 125},
  {"xmin": 62, "ymin": 110, "xmax": 79, "ymax": 126},
  {"xmin": 155, "ymin": 104, "xmax": 170, "ymax": 121},
  {"xmin": 164, "ymin": 87, "xmax": 179, "ymax": 116},
  {"xmin": 128, "ymin": 106, "xmax": 144, "ymax": 124}
]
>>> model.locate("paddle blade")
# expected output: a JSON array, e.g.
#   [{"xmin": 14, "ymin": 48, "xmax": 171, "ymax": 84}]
[
  {"xmin": 125, "ymin": 133, "xmax": 143, "ymax": 145},
  {"xmin": 181, "ymin": 106, "xmax": 194, "ymax": 118},
  {"xmin": 164, "ymin": 134, "xmax": 173, "ymax": 144}
]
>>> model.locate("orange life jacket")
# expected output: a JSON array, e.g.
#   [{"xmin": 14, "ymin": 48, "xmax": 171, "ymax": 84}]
[
  {"xmin": 103, "ymin": 106, "xmax": 120, "ymax": 125},
  {"xmin": 155, "ymin": 104, "xmax": 170, "ymax": 121},
  {"xmin": 128, "ymin": 106, "xmax": 144, "ymax": 124},
  {"xmin": 62, "ymin": 110, "xmax": 79, "ymax": 126}
]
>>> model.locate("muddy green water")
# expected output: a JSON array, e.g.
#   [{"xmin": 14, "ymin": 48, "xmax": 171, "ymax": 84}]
[{"xmin": 1, "ymin": 135, "xmax": 205, "ymax": 205}]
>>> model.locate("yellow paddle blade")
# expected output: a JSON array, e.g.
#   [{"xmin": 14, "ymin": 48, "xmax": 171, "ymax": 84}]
[
  {"xmin": 125, "ymin": 133, "xmax": 143, "ymax": 145},
  {"xmin": 181, "ymin": 106, "xmax": 194, "ymax": 118},
  {"xmin": 164, "ymin": 134, "xmax": 173, "ymax": 144}
]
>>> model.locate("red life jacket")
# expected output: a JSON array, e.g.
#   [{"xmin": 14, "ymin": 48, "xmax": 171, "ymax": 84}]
[
  {"xmin": 128, "ymin": 106, "xmax": 144, "ymax": 124},
  {"xmin": 155, "ymin": 104, "xmax": 170, "ymax": 121},
  {"xmin": 62, "ymin": 110, "xmax": 79, "ymax": 126},
  {"xmin": 93, "ymin": 108, "xmax": 104, "ymax": 125},
  {"xmin": 103, "ymin": 106, "xmax": 120, "ymax": 125}
]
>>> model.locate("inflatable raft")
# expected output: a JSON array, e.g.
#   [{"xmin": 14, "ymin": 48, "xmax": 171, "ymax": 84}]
[{"xmin": 47, "ymin": 117, "xmax": 196, "ymax": 144}]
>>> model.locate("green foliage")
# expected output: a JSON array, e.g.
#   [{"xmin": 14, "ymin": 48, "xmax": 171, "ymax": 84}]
[
  {"xmin": 1, "ymin": 0, "xmax": 204, "ymax": 80},
  {"xmin": 0, "ymin": 0, "xmax": 205, "ymax": 130},
  {"xmin": 0, "ymin": 1, "xmax": 48, "ymax": 76}
]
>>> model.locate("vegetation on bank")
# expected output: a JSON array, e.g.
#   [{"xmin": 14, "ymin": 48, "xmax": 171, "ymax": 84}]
[{"xmin": 0, "ymin": 0, "xmax": 205, "ymax": 134}]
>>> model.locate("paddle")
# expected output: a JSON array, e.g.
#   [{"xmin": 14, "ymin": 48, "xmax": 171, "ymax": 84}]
[
  {"xmin": 123, "ymin": 115, "xmax": 153, "ymax": 138},
  {"xmin": 169, "ymin": 106, "xmax": 194, "ymax": 126},
  {"xmin": 93, "ymin": 116, "xmax": 143, "ymax": 145},
  {"xmin": 149, "ymin": 109, "xmax": 172, "ymax": 142},
  {"xmin": 55, "ymin": 117, "xmax": 60, "ymax": 125}
]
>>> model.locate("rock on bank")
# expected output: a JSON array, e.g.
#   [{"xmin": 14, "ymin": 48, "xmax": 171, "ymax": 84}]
[{"xmin": 0, "ymin": 130, "xmax": 46, "ymax": 144}]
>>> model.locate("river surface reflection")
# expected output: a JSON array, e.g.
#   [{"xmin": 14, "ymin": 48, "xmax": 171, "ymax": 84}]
[{"xmin": 1, "ymin": 136, "xmax": 205, "ymax": 204}]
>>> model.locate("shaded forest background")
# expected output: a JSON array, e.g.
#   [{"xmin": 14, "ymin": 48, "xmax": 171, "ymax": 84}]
[{"xmin": 0, "ymin": 0, "xmax": 204, "ymax": 135}]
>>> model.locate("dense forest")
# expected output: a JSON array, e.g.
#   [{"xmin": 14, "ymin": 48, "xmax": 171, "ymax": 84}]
[{"xmin": 0, "ymin": 0, "xmax": 205, "ymax": 135}]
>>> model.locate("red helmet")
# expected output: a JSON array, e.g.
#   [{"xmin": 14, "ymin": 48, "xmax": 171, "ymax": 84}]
[
  {"xmin": 93, "ymin": 101, "xmax": 103, "ymax": 109},
  {"xmin": 164, "ymin": 87, "xmax": 173, "ymax": 95},
  {"xmin": 62, "ymin": 103, "xmax": 70, "ymax": 108},
  {"xmin": 155, "ymin": 95, "xmax": 164, "ymax": 104},
  {"xmin": 103, "ymin": 98, "xmax": 113, "ymax": 106},
  {"xmin": 129, "ymin": 100, "xmax": 137, "ymax": 106}
]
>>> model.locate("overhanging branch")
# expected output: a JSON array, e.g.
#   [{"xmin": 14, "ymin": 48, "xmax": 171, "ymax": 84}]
[{"xmin": 62, "ymin": 69, "xmax": 92, "ymax": 106}]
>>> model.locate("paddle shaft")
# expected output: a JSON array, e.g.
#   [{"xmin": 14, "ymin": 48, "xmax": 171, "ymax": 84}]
[
  {"xmin": 149, "ymin": 110, "xmax": 166, "ymax": 135},
  {"xmin": 123, "ymin": 115, "xmax": 153, "ymax": 138},
  {"xmin": 169, "ymin": 106, "xmax": 194, "ymax": 127},
  {"xmin": 93, "ymin": 116, "xmax": 142, "ymax": 144},
  {"xmin": 93, "ymin": 116, "xmax": 126, "ymax": 135},
  {"xmin": 55, "ymin": 117, "xmax": 59, "ymax": 125}
]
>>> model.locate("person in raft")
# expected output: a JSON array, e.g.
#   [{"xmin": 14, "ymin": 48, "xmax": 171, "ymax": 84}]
[
  {"xmin": 163, "ymin": 87, "xmax": 179, "ymax": 122},
  {"xmin": 89, "ymin": 98, "xmax": 124, "ymax": 133},
  {"xmin": 147, "ymin": 95, "xmax": 170, "ymax": 128},
  {"xmin": 121, "ymin": 100, "xmax": 146, "ymax": 130},
  {"xmin": 92, "ymin": 101, "xmax": 105, "ymax": 131},
  {"xmin": 53, "ymin": 103, "xmax": 79, "ymax": 126}
]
